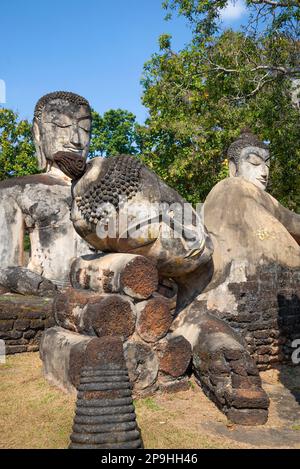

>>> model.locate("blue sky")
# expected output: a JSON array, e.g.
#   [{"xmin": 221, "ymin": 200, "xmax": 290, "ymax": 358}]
[{"xmin": 1, "ymin": 0, "xmax": 247, "ymax": 123}]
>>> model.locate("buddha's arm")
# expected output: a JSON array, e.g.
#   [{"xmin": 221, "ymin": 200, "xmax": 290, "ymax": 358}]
[
  {"xmin": 268, "ymin": 195, "xmax": 300, "ymax": 244},
  {"xmin": 0, "ymin": 198, "xmax": 25, "ymax": 266}
]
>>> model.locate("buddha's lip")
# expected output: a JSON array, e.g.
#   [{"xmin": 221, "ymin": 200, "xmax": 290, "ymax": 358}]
[
  {"xmin": 257, "ymin": 178, "xmax": 267, "ymax": 184},
  {"xmin": 64, "ymin": 147, "xmax": 83, "ymax": 153}
]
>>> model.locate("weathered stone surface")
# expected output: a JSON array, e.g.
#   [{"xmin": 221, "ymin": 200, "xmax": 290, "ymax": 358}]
[
  {"xmin": 183, "ymin": 311, "xmax": 270, "ymax": 425},
  {"xmin": 30, "ymin": 319, "xmax": 45, "ymax": 330},
  {"xmin": 6, "ymin": 338, "xmax": 27, "ymax": 345},
  {"xmin": 53, "ymin": 288, "xmax": 101, "ymax": 332},
  {"xmin": 54, "ymin": 288, "xmax": 136, "ymax": 340},
  {"xmin": 157, "ymin": 278, "xmax": 178, "ymax": 309},
  {"xmin": 0, "ymin": 294, "xmax": 53, "ymax": 317},
  {"xmin": 0, "ymin": 320, "xmax": 14, "ymax": 332},
  {"xmin": 14, "ymin": 319, "xmax": 30, "ymax": 331},
  {"xmin": 69, "ymin": 152, "xmax": 212, "ymax": 278},
  {"xmin": 229, "ymin": 359, "xmax": 249, "ymax": 376},
  {"xmin": 174, "ymin": 166, "xmax": 300, "ymax": 385},
  {"xmin": 225, "ymin": 388, "xmax": 269, "ymax": 409},
  {"xmin": 158, "ymin": 376, "xmax": 190, "ymax": 394},
  {"xmin": 40, "ymin": 326, "xmax": 92, "ymax": 393},
  {"xmin": 0, "ymin": 92, "xmax": 92, "ymax": 297},
  {"xmin": 124, "ymin": 341, "xmax": 158, "ymax": 392},
  {"xmin": 84, "ymin": 295, "xmax": 136, "ymax": 340},
  {"xmin": 0, "ymin": 330, "xmax": 23, "ymax": 340},
  {"xmin": 6, "ymin": 345, "xmax": 28, "ymax": 354},
  {"xmin": 227, "ymin": 408, "xmax": 269, "ymax": 426},
  {"xmin": 27, "ymin": 345, "xmax": 39, "ymax": 352},
  {"xmin": 23, "ymin": 330, "xmax": 36, "ymax": 340},
  {"xmin": 22, "ymin": 311, "xmax": 47, "ymax": 320},
  {"xmin": 0, "ymin": 267, "xmax": 57, "ymax": 296},
  {"xmin": 70, "ymin": 359, "xmax": 142, "ymax": 448},
  {"xmin": 136, "ymin": 297, "xmax": 173, "ymax": 343},
  {"xmin": 84, "ymin": 337, "xmax": 126, "ymax": 369},
  {"xmin": 41, "ymin": 330, "xmax": 148, "ymax": 396},
  {"xmin": 120, "ymin": 256, "xmax": 158, "ymax": 299},
  {"xmin": 70, "ymin": 253, "xmax": 158, "ymax": 300},
  {"xmin": 158, "ymin": 335, "xmax": 192, "ymax": 378},
  {"xmin": 231, "ymin": 374, "xmax": 261, "ymax": 389},
  {"xmin": 0, "ymin": 310, "xmax": 18, "ymax": 320}
]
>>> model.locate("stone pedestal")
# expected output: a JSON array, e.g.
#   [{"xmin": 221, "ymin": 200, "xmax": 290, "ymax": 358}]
[{"xmin": 40, "ymin": 322, "xmax": 192, "ymax": 397}]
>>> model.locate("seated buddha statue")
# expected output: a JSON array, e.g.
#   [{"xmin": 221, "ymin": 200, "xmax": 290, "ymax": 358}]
[{"xmin": 0, "ymin": 91, "xmax": 91, "ymax": 293}]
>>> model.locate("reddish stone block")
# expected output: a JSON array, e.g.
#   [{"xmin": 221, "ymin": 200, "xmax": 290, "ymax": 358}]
[
  {"xmin": 158, "ymin": 335, "xmax": 192, "ymax": 378},
  {"xmin": 136, "ymin": 297, "xmax": 173, "ymax": 343}
]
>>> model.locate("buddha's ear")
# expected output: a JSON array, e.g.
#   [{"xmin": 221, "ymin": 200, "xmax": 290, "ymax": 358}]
[
  {"xmin": 229, "ymin": 160, "xmax": 237, "ymax": 177},
  {"xmin": 32, "ymin": 119, "xmax": 47, "ymax": 171}
]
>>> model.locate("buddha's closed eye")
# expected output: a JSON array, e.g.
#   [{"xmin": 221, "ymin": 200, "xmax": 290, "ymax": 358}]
[{"xmin": 247, "ymin": 154, "xmax": 264, "ymax": 165}]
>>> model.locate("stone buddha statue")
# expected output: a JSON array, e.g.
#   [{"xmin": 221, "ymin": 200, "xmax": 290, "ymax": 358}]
[
  {"xmin": 172, "ymin": 130, "xmax": 300, "ymax": 425},
  {"xmin": 52, "ymin": 151, "xmax": 214, "ymax": 279},
  {"xmin": 204, "ymin": 130, "xmax": 300, "ymax": 280},
  {"xmin": 0, "ymin": 91, "xmax": 91, "ymax": 293},
  {"xmin": 228, "ymin": 130, "xmax": 270, "ymax": 191}
]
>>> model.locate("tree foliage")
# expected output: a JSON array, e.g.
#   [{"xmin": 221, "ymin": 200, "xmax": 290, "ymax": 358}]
[
  {"xmin": 138, "ymin": 1, "xmax": 300, "ymax": 209},
  {"xmin": 163, "ymin": 1, "xmax": 300, "ymax": 41},
  {"xmin": 89, "ymin": 109, "xmax": 140, "ymax": 157},
  {"xmin": 0, "ymin": 108, "xmax": 37, "ymax": 180}
]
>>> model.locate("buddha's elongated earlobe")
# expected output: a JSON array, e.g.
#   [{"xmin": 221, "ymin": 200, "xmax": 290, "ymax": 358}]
[
  {"xmin": 229, "ymin": 160, "xmax": 237, "ymax": 178},
  {"xmin": 32, "ymin": 120, "xmax": 47, "ymax": 171}
]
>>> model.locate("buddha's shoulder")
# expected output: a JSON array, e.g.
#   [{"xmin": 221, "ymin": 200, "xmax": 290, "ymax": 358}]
[
  {"xmin": 207, "ymin": 177, "xmax": 260, "ymax": 198},
  {"xmin": 0, "ymin": 173, "xmax": 70, "ymax": 190}
]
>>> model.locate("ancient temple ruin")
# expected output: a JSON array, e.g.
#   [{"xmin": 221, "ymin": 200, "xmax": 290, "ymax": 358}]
[{"xmin": 1, "ymin": 92, "xmax": 300, "ymax": 448}]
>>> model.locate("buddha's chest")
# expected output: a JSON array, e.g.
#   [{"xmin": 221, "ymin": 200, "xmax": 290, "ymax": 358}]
[{"xmin": 20, "ymin": 183, "xmax": 72, "ymax": 228}]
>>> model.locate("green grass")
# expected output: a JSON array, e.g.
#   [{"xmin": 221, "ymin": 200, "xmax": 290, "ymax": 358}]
[
  {"xmin": 291, "ymin": 424, "xmax": 300, "ymax": 431},
  {"xmin": 136, "ymin": 397, "xmax": 162, "ymax": 412}
]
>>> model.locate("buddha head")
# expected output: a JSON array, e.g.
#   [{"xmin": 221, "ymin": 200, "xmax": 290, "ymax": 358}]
[
  {"xmin": 33, "ymin": 91, "xmax": 92, "ymax": 179},
  {"xmin": 228, "ymin": 130, "xmax": 270, "ymax": 190}
]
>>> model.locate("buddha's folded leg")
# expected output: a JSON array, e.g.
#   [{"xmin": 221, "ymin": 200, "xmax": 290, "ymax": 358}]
[{"xmin": 172, "ymin": 306, "xmax": 270, "ymax": 425}]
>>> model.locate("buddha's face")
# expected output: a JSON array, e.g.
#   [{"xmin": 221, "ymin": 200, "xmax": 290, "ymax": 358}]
[
  {"xmin": 33, "ymin": 99, "xmax": 91, "ymax": 170},
  {"xmin": 231, "ymin": 146, "xmax": 270, "ymax": 190}
]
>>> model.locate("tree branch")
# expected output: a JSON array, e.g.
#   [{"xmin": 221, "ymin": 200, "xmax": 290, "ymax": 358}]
[
  {"xmin": 251, "ymin": 0, "xmax": 299, "ymax": 7},
  {"xmin": 208, "ymin": 61, "xmax": 300, "ymax": 77}
]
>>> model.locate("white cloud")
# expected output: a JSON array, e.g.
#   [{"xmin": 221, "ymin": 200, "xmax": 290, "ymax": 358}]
[{"xmin": 220, "ymin": 0, "xmax": 246, "ymax": 21}]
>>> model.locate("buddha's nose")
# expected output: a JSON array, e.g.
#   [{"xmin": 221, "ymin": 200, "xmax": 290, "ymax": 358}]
[{"xmin": 70, "ymin": 126, "xmax": 81, "ymax": 147}]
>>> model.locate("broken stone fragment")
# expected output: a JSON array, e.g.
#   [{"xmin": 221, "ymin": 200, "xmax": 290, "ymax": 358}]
[
  {"xmin": 124, "ymin": 340, "xmax": 159, "ymax": 392},
  {"xmin": 0, "ymin": 267, "xmax": 57, "ymax": 296}
]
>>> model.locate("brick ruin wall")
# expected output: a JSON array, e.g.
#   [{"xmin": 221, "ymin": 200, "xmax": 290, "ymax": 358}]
[
  {"xmin": 0, "ymin": 295, "xmax": 55, "ymax": 354},
  {"xmin": 220, "ymin": 264, "xmax": 300, "ymax": 370}
]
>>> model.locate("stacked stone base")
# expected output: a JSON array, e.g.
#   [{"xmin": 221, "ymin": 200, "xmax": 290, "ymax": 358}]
[
  {"xmin": 40, "ymin": 326, "xmax": 191, "ymax": 397},
  {"xmin": 0, "ymin": 294, "xmax": 55, "ymax": 354},
  {"xmin": 41, "ymin": 254, "xmax": 193, "ymax": 397},
  {"xmin": 69, "ymin": 337, "xmax": 142, "ymax": 449}
]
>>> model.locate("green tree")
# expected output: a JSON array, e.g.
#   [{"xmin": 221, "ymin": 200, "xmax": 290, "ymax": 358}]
[
  {"xmin": 139, "ymin": 2, "xmax": 300, "ymax": 208},
  {"xmin": 0, "ymin": 108, "xmax": 37, "ymax": 180},
  {"xmin": 163, "ymin": 1, "xmax": 299, "ymax": 42},
  {"xmin": 89, "ymin": 109, "xmax": 140, "ymax": 157}
]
